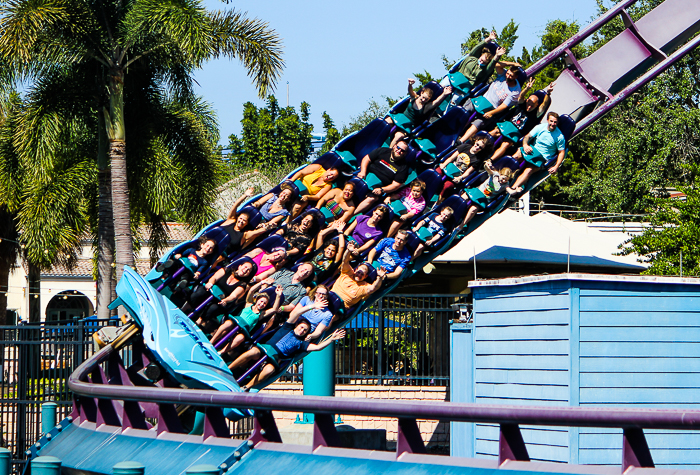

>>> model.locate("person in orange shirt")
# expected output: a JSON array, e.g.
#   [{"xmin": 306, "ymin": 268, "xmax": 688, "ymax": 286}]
[{"xmin": 331, "ymin": 242, "xmax": 386, "ymax": 311}]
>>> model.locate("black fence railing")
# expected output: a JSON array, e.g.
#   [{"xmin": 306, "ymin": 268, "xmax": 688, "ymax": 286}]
[
  {"xmin": 0, "ymin": 294, "xmax": 470, "ymax": 471},
  {"xmin": 0, "ymin": 319, "xmax": 118, "ymax": 473},
  {"xmin": 335, "ymin": 294, "xmax": 470, "ymax": 386}
]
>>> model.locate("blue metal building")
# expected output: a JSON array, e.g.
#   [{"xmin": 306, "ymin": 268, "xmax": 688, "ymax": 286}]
[{"xmin": 451, "ymin": 273, "xmax": 700, "ymax": 469}]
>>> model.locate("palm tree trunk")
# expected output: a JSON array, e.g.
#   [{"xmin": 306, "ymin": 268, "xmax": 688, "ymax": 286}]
[
  {"xmin": 106, "ymin": 70, "xmax": 133, "ymax": 283},
  {"xmin": 97, "ymin": 168, "xmax": 115, "ymax": 319},
  {"xmin": 110, "ymin": 139, "xmax": 133, "ymax": 282}
]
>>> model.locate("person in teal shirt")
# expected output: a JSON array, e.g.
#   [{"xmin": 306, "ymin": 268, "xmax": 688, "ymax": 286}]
[
  {"xmin": 511, "ymin": 112, "xmax": 567, "ymax": 192},
  {"xmin": 212, "ymin": 285, "xmax": 283, "ymax": 355}
]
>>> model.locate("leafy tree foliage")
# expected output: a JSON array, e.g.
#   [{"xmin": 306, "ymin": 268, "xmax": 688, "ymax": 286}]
[
  {"xmin": 226, "ymin": 96, "xmax": 314, "ymax": 169},
  {"xmin": 0, "ymin": 0, "xmax": 284, "ymax": 318},
  {"xmin": 620, "ymin": 166, "xmax": 700, "ymax": 276},
  {"xmin": 319, "ymin": 112, "xmax": 340, "ymax": 155},
  {"xmin": 339, "ymin": 98, "xmax": 395, "ymax": 138},
  {"xmin": 554, "ymin": 0, "xmax": 700, "ymax": 214}
]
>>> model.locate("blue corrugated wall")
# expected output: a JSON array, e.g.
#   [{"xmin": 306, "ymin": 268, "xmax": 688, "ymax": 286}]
[{"xmin": 450, "ymin": 275, "xmax": 700, "ymax": 469}]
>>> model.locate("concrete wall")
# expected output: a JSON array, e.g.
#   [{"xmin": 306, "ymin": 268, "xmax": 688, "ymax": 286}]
[
  {"xmin": 451, "ymin": 274, "xmax": 700, "ymax": 469},
  {"xmin": 262, "ymin": 383, "xmax": 449, "ymax": 449}
]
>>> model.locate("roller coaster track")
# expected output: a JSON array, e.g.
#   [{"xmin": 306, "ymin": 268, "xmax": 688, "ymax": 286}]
[{"xmin": 28, "ymin": 0, "xmax": 700, "ymax": 472}]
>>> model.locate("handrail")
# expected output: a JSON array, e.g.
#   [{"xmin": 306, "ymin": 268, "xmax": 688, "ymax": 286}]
[{"xmin": 70, "ymin": 344, "xmax": 700, "ymax": 431}]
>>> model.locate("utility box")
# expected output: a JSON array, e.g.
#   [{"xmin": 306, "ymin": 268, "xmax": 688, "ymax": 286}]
[{"xmin": 451, "ymin": 273, "xmax": 700, "ymax": 469}]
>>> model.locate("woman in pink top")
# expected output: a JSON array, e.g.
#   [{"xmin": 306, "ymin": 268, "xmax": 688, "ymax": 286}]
[
  {"xmin": 385, "ymin": 179, "xmax": 426, "ymax": 237},
  {"xmin": 244, "ymin": 247, "xmax": 287, "ymax": 283}
]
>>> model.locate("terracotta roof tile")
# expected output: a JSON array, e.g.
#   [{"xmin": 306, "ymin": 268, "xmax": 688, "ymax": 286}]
[{"xmin": 43, "ymin": 259, "xmax": 154, "ymax": 277}]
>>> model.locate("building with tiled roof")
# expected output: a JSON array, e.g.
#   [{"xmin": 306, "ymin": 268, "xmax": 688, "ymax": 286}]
[
  {"xmin": 7, "ymin": 171, "xmax": 275, "ymax": 322},
  {"xmin": 8, "ymin": 222, "xmax": 194, "ymax": 323}
]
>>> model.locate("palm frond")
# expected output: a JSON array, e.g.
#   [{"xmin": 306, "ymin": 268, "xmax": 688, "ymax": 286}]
[
  {"xmin": 122, "ymin": 0, "xmax": 212, "ymax": 63},
  {"xmin": 208, "ymin": 9, "xmax": 284, "ymax": 97}
]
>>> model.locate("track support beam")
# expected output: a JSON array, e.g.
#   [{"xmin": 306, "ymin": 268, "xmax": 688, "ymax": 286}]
[{"xmin": 499, "ymin": 423, "xmax": 530, "ymax": 465}]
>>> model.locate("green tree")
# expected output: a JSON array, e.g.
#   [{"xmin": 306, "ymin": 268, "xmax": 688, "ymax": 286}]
[
  {"xmin": 340, "ymin": 98, "xmax": 394, "ymax": 137},
  {"xmin": 0, "ymin": 94, "xmax": 93, "ymax": 321},
  {"xmin": 620, "ymin": 167, "xmax": 700, "ymax": 276},
  {"xmin": 319, "ymin": 112, "xmax": 340, "ymax": 155},
  {"xmin": 0, "ymin": 0, "xmax": 283, "ymax": 317},
  {"xmin": 232, "ymin": 96, "xmax": 314, "ymax": 168}
]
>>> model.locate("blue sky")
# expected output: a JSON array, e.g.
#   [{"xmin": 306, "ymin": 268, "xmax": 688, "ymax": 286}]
[{"xmin": 197, "ymin": 0, "xmax": 608, "ymax": 144}]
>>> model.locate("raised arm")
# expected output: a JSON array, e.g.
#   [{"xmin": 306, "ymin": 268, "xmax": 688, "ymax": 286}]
[
  {"xmin": 468, "ymin": 31, "xmax": 497, "ymax": 58},
  {"xmin": 367, "ymin": 268, "xmax": 387, "ymax": 294},
  {"xmin": 263, "ymin": 286, "xmax": 284, "ymax": 317},
  {"xmin": 493, "ymin": 46, "xmax": 508, "ymax": 75},
  {"xmin": 426, "ymin": 86, "xmax": 453, "ymax": 112},
  {"xmin": 407, "ymin": 78, "xmax": 417, "ymax": 99},
  {"xmin": 246, "ymin": 280, "xmax": 267, "ymax": 303},
  {"xmin": 307, "ymin": 329, "xmax": 346, "ymax": 352},
  {"xmin": 496, "ymin": 59, "xmax": 521, "ymax": 68},
  {"xmin": 538, "ymin": 82, "xmax": 555, "ymax": 116},
  {"xmin": 518, "ymin": 77, "xmax": 535, "ymax": 104},
  {"xmin": 227, "ymin": 187, "xmax": 255, "ymax": 220},
  {"xmin": 335, "ymin": 234, "xmax": 346, "ymax": 263}
]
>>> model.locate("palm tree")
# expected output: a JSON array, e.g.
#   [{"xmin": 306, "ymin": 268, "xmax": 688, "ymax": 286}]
[
  {"xmin": 0, "ymin": 94, "xmax": 94, "ymax": 321},
  {"xmin": 0, "ymin": 0, "xmax": 283, "ymax": 317}
]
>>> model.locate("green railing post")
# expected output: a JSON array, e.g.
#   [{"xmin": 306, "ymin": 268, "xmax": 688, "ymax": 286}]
[
  {"xmin": 186, "ymin": 465, "xmax": 219, "ymax": 474},
  {"xmin": 31, "ymin": 456, "xmax": 61, "ymax": 475},
  {"xmin": 0, "ymin": 448, "xmax": 11, "ymax": 475},
  {"xmin": 113, "ymin": 461, "xmax": 145, "ymax": 475},
  {"xmin": 41, "ymin": 402, "xmax": 57, "ymax": 435}
]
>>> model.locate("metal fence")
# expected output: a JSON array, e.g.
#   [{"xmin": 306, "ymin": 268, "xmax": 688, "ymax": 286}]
[
  {"xmin": 0, "ymin": 319, "xmax": 117, "ymax": 473},
  {"xmin": 335, "ymin": 294, "xmax": 470, "ymax": 386},
  {"xmin": 0, "ymin": 319, "xmax": 257, "ymax": 473},
  {"xmin": 0, "ymin": 294, "xmax": 469, "ymax": 471}
]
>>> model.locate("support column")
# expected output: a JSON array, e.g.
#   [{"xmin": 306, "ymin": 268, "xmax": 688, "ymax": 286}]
[{"xmin": 300, "ymin": 344, "xmax": 335, "ymax": 423}]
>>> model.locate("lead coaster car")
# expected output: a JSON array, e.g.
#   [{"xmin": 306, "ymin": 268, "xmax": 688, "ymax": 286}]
[{"xmin": 106, "ymin": 266, "xmax": 251, "ymax": 420}]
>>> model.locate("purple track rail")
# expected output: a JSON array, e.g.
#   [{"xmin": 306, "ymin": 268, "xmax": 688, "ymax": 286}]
[{"xmin": 68, "ymin": 344, "xmax": 700, "ymax": 471}]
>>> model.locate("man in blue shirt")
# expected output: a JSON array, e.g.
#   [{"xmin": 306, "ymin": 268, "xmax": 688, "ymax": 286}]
[
  {"xmin": 367, "ymin": 230, "xmax": 412, "ymax": 280},
  {"xmin": 229, "ymin": 310, "xmax": 346, "ymax": 390},
  {"xmin": 510, "ymin": 111, "xmax": 567, "ymax": 193}
]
